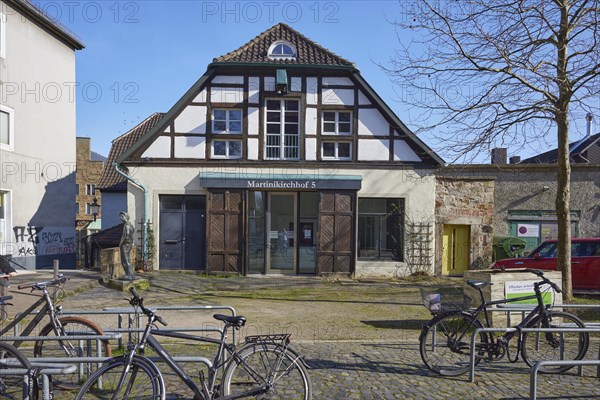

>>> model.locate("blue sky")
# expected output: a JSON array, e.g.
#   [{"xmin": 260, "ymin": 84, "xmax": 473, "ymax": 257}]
[
  {"xmin": 51, "ymin": 1, "xmax": 405, "ymax": 157},
  {"xmin": 46, "ymin": 0, "xmax": 592, "ymax": 161}
]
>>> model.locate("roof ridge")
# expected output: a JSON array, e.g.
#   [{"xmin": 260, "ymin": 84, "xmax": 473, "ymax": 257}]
[{"xmin": 212, "ymin": 22, "xmax": 354, "ymax": 67}]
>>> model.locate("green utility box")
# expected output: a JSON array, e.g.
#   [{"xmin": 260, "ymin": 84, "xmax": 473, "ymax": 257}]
[{"xmin": 493, "ymin": 236, "xmax": 527, "ymax": 261}]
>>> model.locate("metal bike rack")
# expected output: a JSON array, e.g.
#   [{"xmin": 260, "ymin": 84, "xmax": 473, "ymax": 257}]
[
  {"xmin": 530, "ymin": 359, "xmax": 600, "ymax": 400},
  {"xmin": 0, "ymin": 363, "xmax": 76, "ymax": 400},
  {"xmin": 468, "ymin": 326, "xmax": 600, "ymax": 384}
]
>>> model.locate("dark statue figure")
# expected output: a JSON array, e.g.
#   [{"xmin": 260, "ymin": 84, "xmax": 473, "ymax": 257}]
[{"xmin": 119, "ymin": 212, "xmax": 136, "ymax": 280}]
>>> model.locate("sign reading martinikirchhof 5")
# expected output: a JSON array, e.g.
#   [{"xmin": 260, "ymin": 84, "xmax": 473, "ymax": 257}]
[
  {"xmin": 505, "ymin": 280, "xmax": 553, "ymax": 306},
  {"xmin": 199, "ymin": 172, "xmax": 362, "ymax": 190}
]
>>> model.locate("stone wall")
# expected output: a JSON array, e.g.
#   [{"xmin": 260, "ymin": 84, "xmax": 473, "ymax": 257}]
[
  {"xmin": 439, "ymin": 164, "xmax": 600, "ymax": 239},
  {"xmin": 435, "ymin": 177, "xmax": 495, "ymax": 275},
  {"xmin": 99, "ymin": 246, "xmax": 136, "ymax": 279}
]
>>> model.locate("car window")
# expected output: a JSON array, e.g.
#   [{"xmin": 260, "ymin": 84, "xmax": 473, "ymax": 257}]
[
  {"xmin": 572, "ymin": 242, "xmax": 581, "ymax": 257},
  {"xmin": 587, "ymin": 243, "xmax": 600, "ymax": 256},
  {"xmin": 532, "ymin": 242, "xmax": 557, "ymax": 257}
]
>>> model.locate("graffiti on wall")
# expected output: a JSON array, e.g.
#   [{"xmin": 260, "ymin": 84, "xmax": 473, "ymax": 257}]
[{"xmin": 10, "ymin": 226, "xmax": 75, "ymax": 256}]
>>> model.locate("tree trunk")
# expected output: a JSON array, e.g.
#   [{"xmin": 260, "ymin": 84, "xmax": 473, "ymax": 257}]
[
  {"xmin": 555, "ymin": 1, "xmax": 573, "ymax": 302},
  {"xmin": 555, "ymin": 112, "xmax": 572, "ymax": 302}
]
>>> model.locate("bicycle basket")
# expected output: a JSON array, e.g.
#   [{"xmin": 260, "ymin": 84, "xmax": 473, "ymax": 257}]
[{"xmin": 420, "ymin": 287, "xmax": 472, "ymax": 313}]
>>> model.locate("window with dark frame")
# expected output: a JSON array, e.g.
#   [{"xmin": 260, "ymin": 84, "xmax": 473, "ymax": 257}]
[{"xmin": 357, "ymin": 198, "xmax": 404, "ymax": 261}]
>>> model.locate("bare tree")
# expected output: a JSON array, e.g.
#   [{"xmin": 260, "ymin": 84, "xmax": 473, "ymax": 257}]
[{"xmin": 385, "ymin": 0, "xmax": 600, "ymax": 301}]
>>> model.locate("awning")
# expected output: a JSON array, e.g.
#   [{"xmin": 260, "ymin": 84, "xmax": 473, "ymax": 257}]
[{"xmin": 199, "ymin": 172, "xmax": 362, "ymax": 190}]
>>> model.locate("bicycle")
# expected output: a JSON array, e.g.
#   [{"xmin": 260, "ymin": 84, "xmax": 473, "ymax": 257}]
[
  {"xmin": 419, "ymin": 268, "xmax": 589, "ymax": 376},
  {"xmin": 0, "ymin": 295, "xmax": 39, "ymax": 399},
  {"xmin": 1, "ymin": 274, "xmax": 111, "ymax": 389},
  {"xmin": 76, "ymin": 288, "xmax": 311, "ymax": 399}
]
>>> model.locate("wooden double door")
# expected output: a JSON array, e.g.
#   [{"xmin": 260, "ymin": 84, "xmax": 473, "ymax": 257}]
[{"xmin": 206, "ymin": 190, "xmax": 356, "ymax": 275}]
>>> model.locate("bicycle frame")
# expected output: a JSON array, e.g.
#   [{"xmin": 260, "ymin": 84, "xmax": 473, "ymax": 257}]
[
  {"xmin": 129, "ymin": 319, "xmax": 276, "ymax": 400},
  {"xmin": 0, "ymin": 288, "xmax": 64, "ymax": 348},
  {"xmin": 460, "ymin": 280, "xmax": 551, "ymax": 346}
]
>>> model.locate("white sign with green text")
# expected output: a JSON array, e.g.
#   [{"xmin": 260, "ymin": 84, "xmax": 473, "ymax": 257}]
[{"xmin": 505, "ymin": 280, "xmax": 553, "ymax": 305}]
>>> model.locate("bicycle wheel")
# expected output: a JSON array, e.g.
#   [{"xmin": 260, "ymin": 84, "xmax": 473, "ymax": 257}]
[
  {"xmin": 34, "ymin": 316, "xmax": 112, "ymax": 390},
  {"xmin": 75, "ymin": 355, "xmax": 164, "ymax": 400},
  {"xmin": 222, "ymin": 343, "xmax": 312, "ymax": 399},
  {"xmin": 521, "ymin": 310, "xmax": 589, "ymax": 373},
  {"xmin": 0, "ymin": 341, "xmax": 34, "ymax": 400},
  {"xmin": 419, "ymin": 312, "xmax": 487, "ymax": 376}
]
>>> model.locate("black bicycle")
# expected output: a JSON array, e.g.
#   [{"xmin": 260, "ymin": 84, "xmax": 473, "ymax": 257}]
[
  {"xmin": 76, "ymin": 288, "xmax": 312, "ymax": 399},
  {"xmin": 2, "ymin": 274, "xmax": 111, "ymax": 389},
  {"xmin": 0, "ymin": 295, "xmax": 38, "ymax": 399},
  {"xmin": 419, "ymin": 269, "xmax": 589, "ymax": 376}
]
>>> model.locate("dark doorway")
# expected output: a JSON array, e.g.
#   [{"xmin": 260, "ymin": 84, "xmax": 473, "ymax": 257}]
[{"xmin": 159, "ymin": 195, "xmax": 206, "ymax": 270}]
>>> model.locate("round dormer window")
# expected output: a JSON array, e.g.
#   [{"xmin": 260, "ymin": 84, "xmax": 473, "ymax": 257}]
[{"xmin": 268, "ymin": 41, "xmax": 297, "ymax": 60}]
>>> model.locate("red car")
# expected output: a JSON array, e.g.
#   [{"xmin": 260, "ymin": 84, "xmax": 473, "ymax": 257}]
[{"xmin": 492, "ymin": 238, "xmax": 600, "ymax": 290}]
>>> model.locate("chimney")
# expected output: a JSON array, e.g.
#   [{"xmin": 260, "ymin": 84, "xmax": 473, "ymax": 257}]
[
  {"xmin": 585, "ymin": 113, "xmax": 593, "ymax": 137},
  {"xmin": 509, "ymin": 156, "xmax": 521, "ymax": 164},
  {"xmin": 491, "ymin": 148, "xmax": 507, "ymax": 164}
]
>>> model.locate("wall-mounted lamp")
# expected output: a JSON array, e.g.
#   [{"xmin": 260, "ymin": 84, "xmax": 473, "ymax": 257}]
[
  {"xmin": 90, "ymin": 197, "xmax": 100, "ymax": 221},
  {"xmin": 276, "ymin": 69, "xmax": 288, "ymax": 95}
]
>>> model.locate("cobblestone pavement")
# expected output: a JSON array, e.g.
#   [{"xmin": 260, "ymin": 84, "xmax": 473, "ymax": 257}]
[
  {"xmin": 155, "ymin": 340, "xmax": 600, "ymax": 400},
  {"xmin": 4, "ymin": 271, "xmax": 600, "ymax": 399}
]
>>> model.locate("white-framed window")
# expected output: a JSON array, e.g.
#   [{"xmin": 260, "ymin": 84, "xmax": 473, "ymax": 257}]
[
  {"xmin": 212, "ymin": 109, "xmax": 242, "ymax": 133},
  {"xmin": 86, "ymin": 184, "xmax": 96, "ymax": 196},
  {"xmin": 0, "ymin": 105, "xmax": 14, "ymax": 151},
  {"xmin": 265, "ymin": 99, "xmax": 300, "ymax": 160},
  {"xmin": 86, "ymin": 203, "xmax": 92, "ymax": 215},
  {"xmin": 268, "ymin": 40, "xmax": 296, "ymax": 60},
  {"xmin": 212, "ymin": 140, "xmax": 242, "ymax": 159},
  {"xmin": 322, "ymin": 111, "xmax": 352, "ymax": 135},
  {"xmin": 322, "ymin": 141, "xmax": 352, "ymax": 160}
]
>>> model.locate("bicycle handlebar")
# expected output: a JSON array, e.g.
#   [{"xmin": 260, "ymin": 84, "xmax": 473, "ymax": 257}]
[
  {"xmin": 128, "ymin": 287, "xmax": 168, "ymax": 326},
  {"xmin": 523, "ymin": 269, "xmax": 562, "ymax": 293},
  {"xmin": 17, "ymin": 274, "xmax": 68, "ymax": 290}
]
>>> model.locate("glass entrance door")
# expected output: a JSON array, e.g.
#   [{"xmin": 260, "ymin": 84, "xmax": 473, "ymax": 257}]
[{"xmin": 268, "ymin": 193, "xmax": 296, "ymax": 274}]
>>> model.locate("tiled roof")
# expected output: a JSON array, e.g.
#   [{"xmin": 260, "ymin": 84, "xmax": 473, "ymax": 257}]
[
  {"xmin": 88, "ymin": 223, "xmax": 123, "ymax": 249},
  {"xmin": 212, "ymin": 23, "xmax": 354, "ymax": 67},
  {"xmin": 520, "ymin": 133, "xmax": 600, "ymax": 163},
  {"xmin": 97, "ymin": 113, "xmax": 165, "ymax": 191}
]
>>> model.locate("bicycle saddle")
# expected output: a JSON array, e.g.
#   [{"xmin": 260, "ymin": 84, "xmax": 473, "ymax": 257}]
[
  {"xmin": 213, "ymin": 314, "xmax": 247, "ymax": 327},
  {"xmin": 466, "ymin": 280, "xmax": 493, "ymax": 289}
]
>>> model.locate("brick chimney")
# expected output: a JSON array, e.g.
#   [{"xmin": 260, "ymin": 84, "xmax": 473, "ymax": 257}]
[
  {"xmin": 491, "ymin": 148, "xmax": 507, "ymax": 164},
  {"xmin": 509, "ymin": 156, "xmax": 521, "ymax": 164}
]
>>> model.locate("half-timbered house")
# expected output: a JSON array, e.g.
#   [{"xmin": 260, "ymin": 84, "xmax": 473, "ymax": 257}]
[{"xmin": 113, "ymin": 23, "xmax": 444, "ymax": 277}]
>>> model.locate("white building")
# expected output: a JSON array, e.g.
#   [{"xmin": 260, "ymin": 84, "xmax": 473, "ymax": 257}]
[
  {"xmin": 0, "ymin": 0, "xmax": 84, "ymax": 269},
  {"xmin": 109, "ymin": 23, "xmax": 444, "ymax": 277}
]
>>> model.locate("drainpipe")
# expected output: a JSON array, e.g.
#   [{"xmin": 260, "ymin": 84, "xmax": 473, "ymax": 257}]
[{"xmin": 113, "ymin": 162, "xmax": 147, "ymax": 263}]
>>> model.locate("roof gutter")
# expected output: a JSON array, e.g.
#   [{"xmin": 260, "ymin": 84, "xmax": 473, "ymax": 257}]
[
  {"xmin": 113, "ymin": 162, "xmax": 148, "ymax": 264},
  {"xmin": 208, "ymin": 62, "xmax": 359, "ymax": 72}
]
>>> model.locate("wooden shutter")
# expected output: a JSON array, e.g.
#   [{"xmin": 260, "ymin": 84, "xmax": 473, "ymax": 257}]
[
  {"xmin": 207, "ymin": 190, "xmax": 244, "ymax": 274},
  {"xmin": 317, "ymin": 192, "xmax": 355, "ymax": 275}
]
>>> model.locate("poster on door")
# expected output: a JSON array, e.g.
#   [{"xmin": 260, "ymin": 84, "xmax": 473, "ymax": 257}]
[{"xmin": 517, "ymin": 224, "xmax": 539, "ymax": 237}]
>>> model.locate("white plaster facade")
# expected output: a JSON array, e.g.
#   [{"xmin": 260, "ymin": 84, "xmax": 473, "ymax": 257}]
[{"xmin": 0, "ymin": 0, "xmax": 83, "ymax": 268}]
